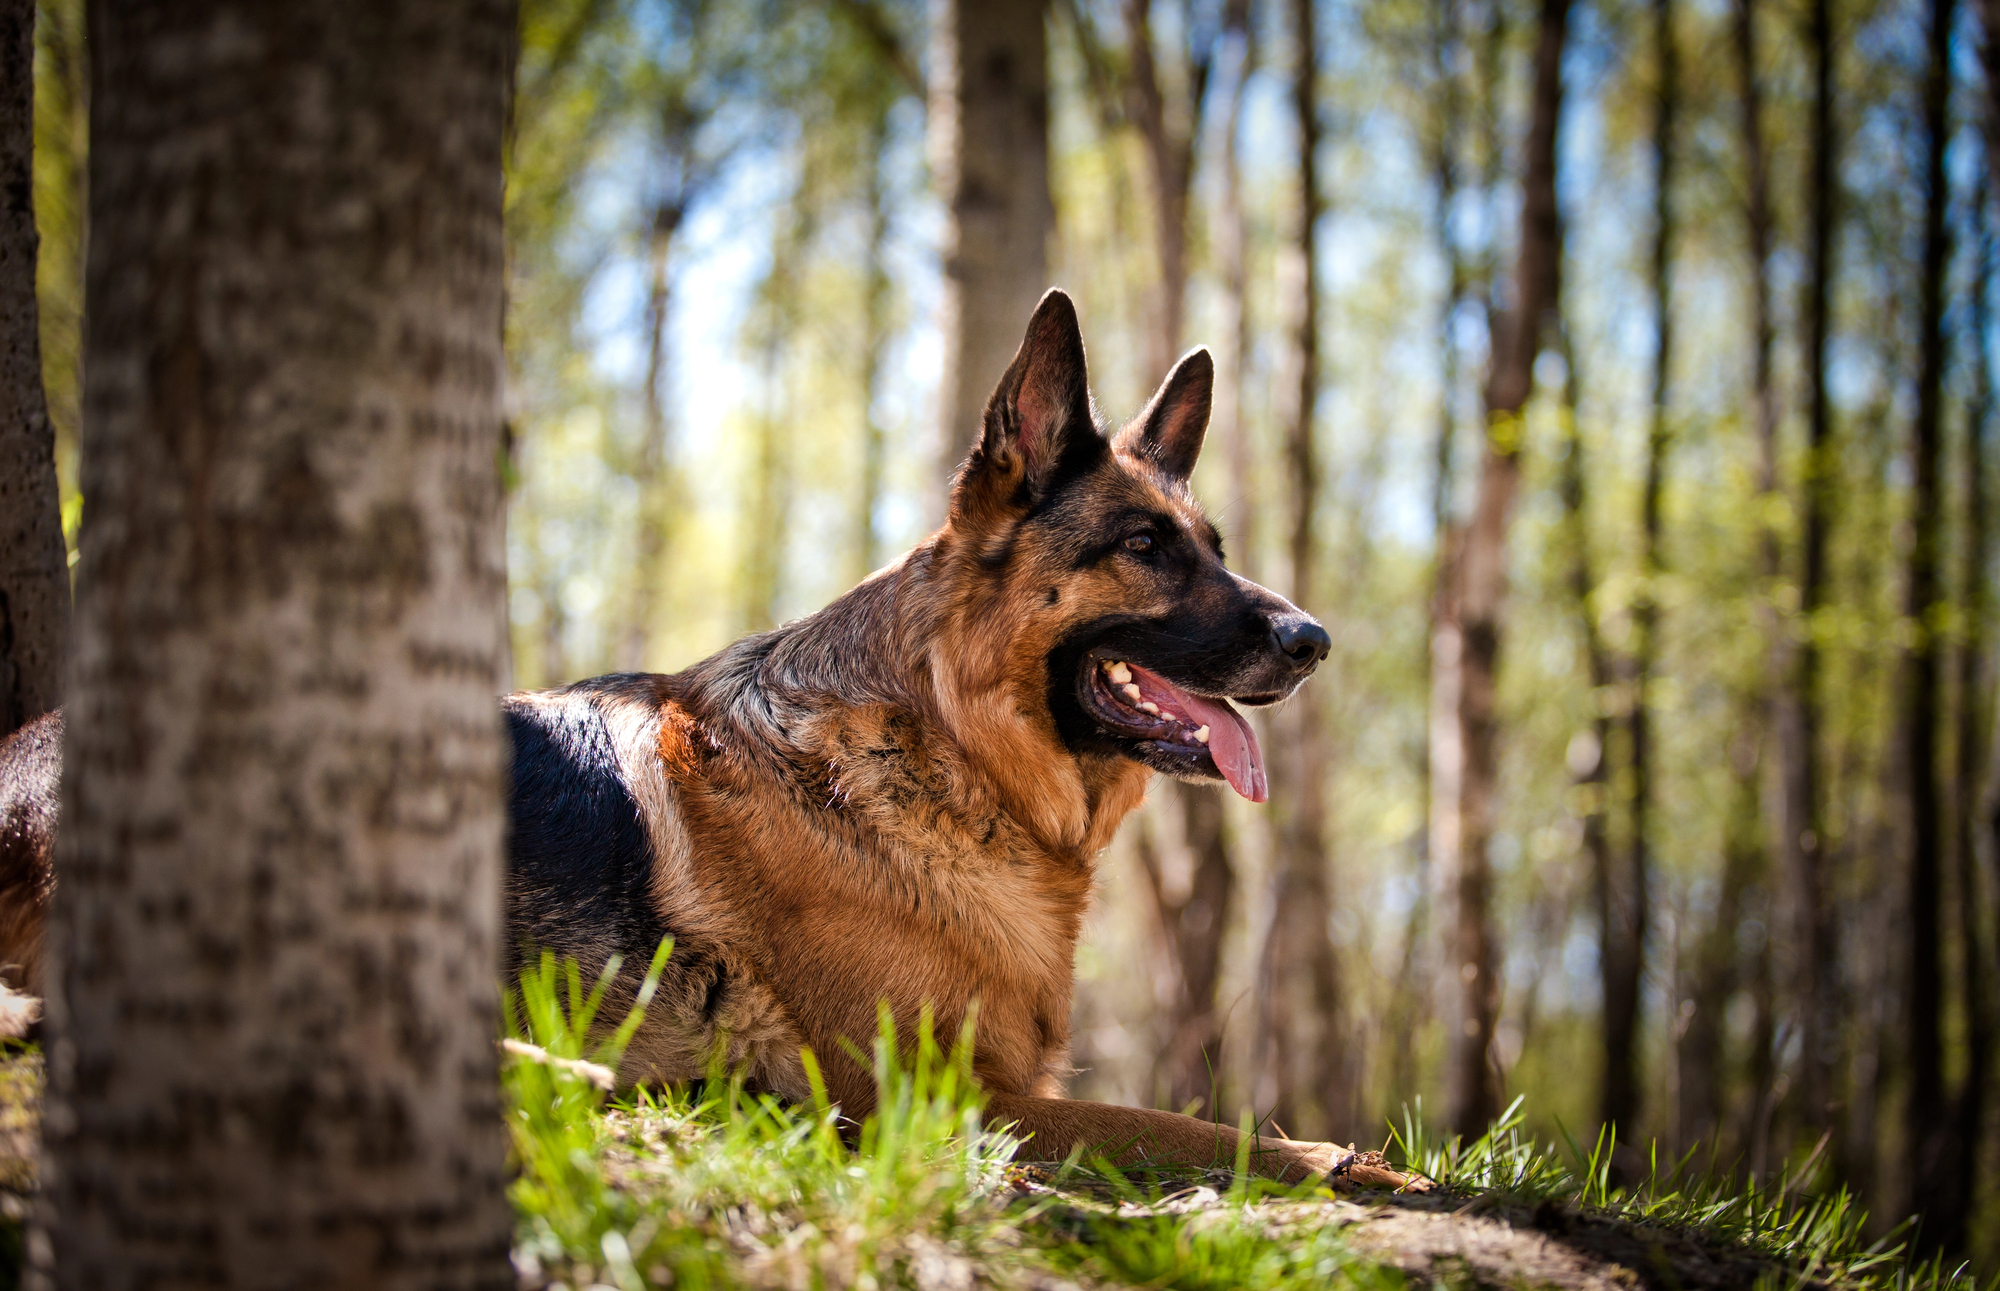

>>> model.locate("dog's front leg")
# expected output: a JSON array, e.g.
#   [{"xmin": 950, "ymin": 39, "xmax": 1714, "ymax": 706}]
[{"xmin": 982, "ymin": 1093, "xmax": 1431, "ymax": 1190}]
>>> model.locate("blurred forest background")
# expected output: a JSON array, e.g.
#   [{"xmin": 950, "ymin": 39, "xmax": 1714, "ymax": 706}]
[{"xmin": 26, "ymin": 0, "xmax": 2000, "ymax": 1262}]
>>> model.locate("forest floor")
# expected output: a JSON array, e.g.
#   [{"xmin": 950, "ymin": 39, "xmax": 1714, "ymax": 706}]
[{"xmin": 0, "ymin": 992, "xmax": 1970, "ymax": 1291}]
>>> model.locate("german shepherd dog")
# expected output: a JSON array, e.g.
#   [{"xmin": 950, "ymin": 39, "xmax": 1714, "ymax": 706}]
[{"xmin": 0, "ymin": 290, "xmax": 1427, "ymax": 1189}]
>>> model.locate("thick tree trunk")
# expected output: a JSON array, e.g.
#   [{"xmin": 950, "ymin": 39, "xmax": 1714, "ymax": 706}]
[
  {"xmin": 1904, "ymin": 0, "xmax": 1955, "ymax": 1247},
  {"xmin": 39, "ymin": 2, "xmax": 515, "ymax": 1285},
  {"xmin": 1254, "ymin": 0, "xmax": 1346, "ymax": 1140},
  {"xmin": 0, "ymin": 0, "xmax": 68, "ymax": 739},
  {"xmin": 1439, "ymin": 0, "xmax": 1569, "ymax": 1139},
  {"xmin": 929, "ymin": 0, "xmax": 1052, "ymax": 494},
  {"xmin": 1605, "ymin": 0, "xmax": 1676, "ymax": 1142},
  {"xmin": 1782, "ymin": 0, "xmax": 1839, "ymax": 1145}
]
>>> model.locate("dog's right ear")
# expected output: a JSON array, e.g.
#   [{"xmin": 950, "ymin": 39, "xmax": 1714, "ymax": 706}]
[{"xmin": 953, "ymin": 290, "xmax": 1101, "ymax": 518}]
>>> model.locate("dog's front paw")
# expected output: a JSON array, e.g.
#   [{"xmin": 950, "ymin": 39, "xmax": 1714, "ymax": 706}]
[
  {"xmin": 1324, "ymin": 1146, "xmax": 1436, "ymax": 1194},
  {"xmin": 1264, "ymin": 1139, "xmax": 1437, "ymax": 1191}
]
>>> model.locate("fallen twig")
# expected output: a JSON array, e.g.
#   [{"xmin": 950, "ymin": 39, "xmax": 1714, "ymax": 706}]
[{"xmin": 500, "ymin": 1037, "xmax": 615, "ymax": 1091}]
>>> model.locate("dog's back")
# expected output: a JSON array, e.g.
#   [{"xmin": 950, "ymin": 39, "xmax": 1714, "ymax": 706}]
[
  {"xmin": 502, "ymin": 683, "xmax": 671, "ymax": 981},
  {"xmin": 0, "ymin": 693, "xmax": 678, "ymax": 1008}
]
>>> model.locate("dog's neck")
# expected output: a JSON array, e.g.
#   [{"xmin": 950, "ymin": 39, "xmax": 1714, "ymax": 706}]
[{"xmin": 684, "ymin": 534, "xmax": 1148, "ymax": 858}]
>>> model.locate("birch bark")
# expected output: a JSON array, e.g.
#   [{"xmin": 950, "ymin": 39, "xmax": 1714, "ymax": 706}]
[{"xmin": 40, "ymin": 2, "xmax": 515, "ymax": 1283}]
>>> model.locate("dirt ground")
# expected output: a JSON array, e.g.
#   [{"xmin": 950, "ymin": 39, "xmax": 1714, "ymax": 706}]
[{"xmin": 1012, "ymin": 1167, "xmax": 1845, "ymax": 1291}]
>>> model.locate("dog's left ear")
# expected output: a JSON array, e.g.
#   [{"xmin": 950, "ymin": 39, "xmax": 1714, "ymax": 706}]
[
  {"xmin": 1115, "ymin": 348, "xmax": 1213, "ymax": 482},
  {"xmin": 958, "ymin": 290, "xmax": 1100, "ymax": 512}
]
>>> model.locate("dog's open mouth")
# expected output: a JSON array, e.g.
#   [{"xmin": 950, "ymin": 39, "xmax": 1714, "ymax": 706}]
[{"xmin": 1082, "ymin": 659, "xmax": 1268, "ymax": 802}]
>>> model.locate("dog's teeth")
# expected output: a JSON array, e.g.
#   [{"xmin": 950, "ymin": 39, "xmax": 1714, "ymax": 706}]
[
  {"xmin": 1108, "ymin": 661, "xmax": 1132, "ymax": 685},
  {"xmin": 1138, "ymin": 701, "xmax": 1159, "ymax": 715},
  {"xmin": 1122, "ymin": 684, "xmax": 1142, "ymax": 702},
  {"xmin": 1160, "ymin": 711, "xmax": 1178, "ymax": 723},
  {"xmin": 1193, "ymin": 725, "xmax": 1210, "ymax": 744}
]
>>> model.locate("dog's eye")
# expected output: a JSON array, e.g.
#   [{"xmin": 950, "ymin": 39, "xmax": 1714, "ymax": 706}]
[{"xmin": 1124, "ymin": 533, "xmax": 1157, "ymax": 557}]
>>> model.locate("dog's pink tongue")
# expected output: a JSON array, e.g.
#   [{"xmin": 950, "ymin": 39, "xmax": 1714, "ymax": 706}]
[
  {"xmin": 1177, "ymin": 694, "xmax": 1266, "ymax": 803},
  {"xmin": 1127, "ymin": 666, "xmax": 1267, "ymax": 804}
]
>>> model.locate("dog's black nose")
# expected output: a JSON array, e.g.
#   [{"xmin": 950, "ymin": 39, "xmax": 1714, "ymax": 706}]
[{"xmin": 1273, "ymin": 617, "xmax": 1331, "ymax": 671}]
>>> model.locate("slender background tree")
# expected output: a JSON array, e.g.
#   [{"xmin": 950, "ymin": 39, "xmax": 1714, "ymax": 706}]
[
  {"xmin": 930, "ymin": 0, "xmax": 1053, "ymax": 496},
  {"xmin": 1253, "ymin": 0, "xmax": 1348, "ymax": 1140},
  {"xmin": 1438, "ymin": 0, "xmax": 1570, "ymax": 1139}
]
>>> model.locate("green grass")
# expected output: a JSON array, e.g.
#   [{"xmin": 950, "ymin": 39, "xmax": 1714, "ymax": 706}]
[
  {"xmin": 503, "ymin": 946, "xmax": 1989, "ymax": 1291},
  {"xmin": 1389, "ymin": 1095, "xmax": 1962, "ymax": 1288}
]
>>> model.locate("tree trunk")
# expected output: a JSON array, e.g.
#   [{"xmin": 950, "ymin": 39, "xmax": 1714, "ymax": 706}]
[
  {"xmin": 1679, "ymin": 743, "xmax": 1761, "ymax": 1156},
  {"xmin": 1947, "ymin": 176, "xmax": 1995, "ymax": 1258},
  {"xmin": 1554, "ymin": 320, "xmax": 1623, "ymax": 1149},
  {"xmin": 1781, "ymin": 0, "xmax": 1839, "ymax": 1146},
  {"xmin": 1115, "ymin": 0, "xmax": 1239, "ymax": 1119},
  {"xmin": 1904, "ymin": 0, "xmax": 1956, "ymax": 1246},
  {"xmin": 1605, "ymin": 0, "xmax": 1676, "ymax": 1143},
  {"xmin": 0, "ymin": 0, "xmax": 68, "ymax": 739},
  {"xmin": 1732, "ymin": 0, "xmax": 1785, "ymax": 1176},
  {"xmin": 1981, "ymin": 0, "xmax": 2000, "ymax": 163},
  {"xmin": 39, "ymin": 2, "xmax": 515, "ymax": 1285},
  {"xmin": 1736, "ymin": 0, "xmax": 1778, "ymax": 581},
  {"xmin": 1215, "ymin": 0, "xmax": 1255, "ymax": 580},
  {"xmin": 1439, "ymin": 0, "xmax": 1569, "ymax": 1140},
  {"xmin": 741, "ymin": 339, "xmax": 789, "ymax": 634},
  {"xmin": 621, "ymin": 204, "xmax": 679, "ymax": 671},
  {"xmin": 855, "ymin": 114, "xmax": 894, "ymax": 581},
  {"xmin": 1396, "ymin": 0, "xmax": 1466, "ymax": 1104},
  {"xmin": 1135, "ymin": 789, "xmax": 1236, "ymax": 1115},
  {"xmin": 1473, "ymin": 0, "xmax": 1508, "ymax": 334},
  {"xmin": 1253, "ymin": 0, "xmax": 1346, "ymax": 1141},
  {"xmin": 929, "ymin": 0, "xmax": 1052, "ymax": 496},
  {"xmin": 1128, "ymin": 0, "xmax": 1250, "ymax": 1118},
  {"xmin": 1122, "ymin": 0, "xmax": 1208, "ymax": 385},
  {"xmin": 1428, "ymin": 0, "xmax": 1466, "ymax": 556}
]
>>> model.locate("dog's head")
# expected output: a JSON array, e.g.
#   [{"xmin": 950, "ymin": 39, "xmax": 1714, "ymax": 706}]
[{"xmin": 937, "ymin": 290, "xmax": 1328, "ymax": 804}]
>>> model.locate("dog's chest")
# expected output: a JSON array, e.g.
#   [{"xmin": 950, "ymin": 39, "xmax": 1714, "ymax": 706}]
[{"xmin": 726, "ymin": 778, "xmax": 1093, "ymax": 1096}]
